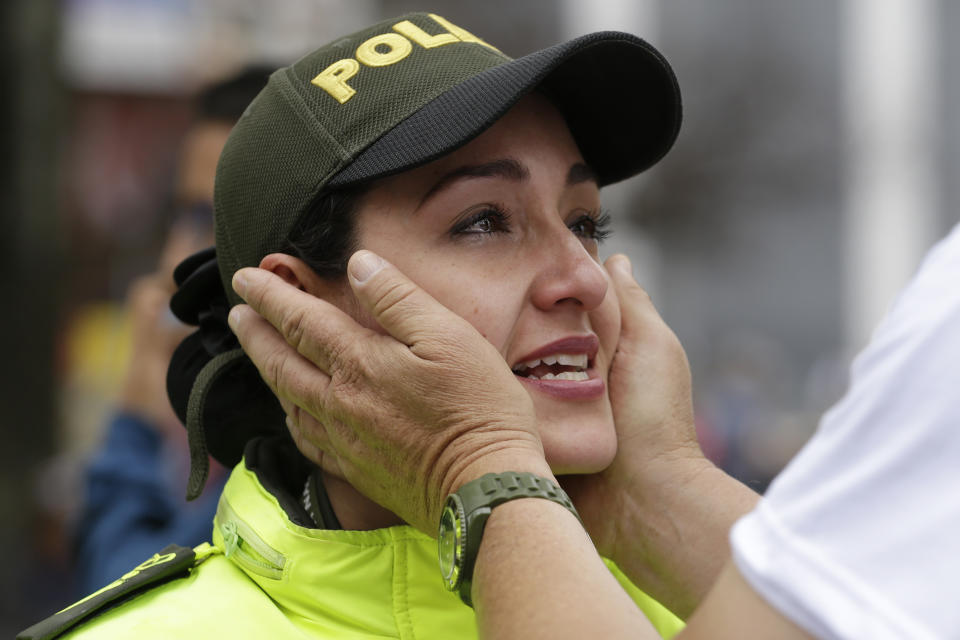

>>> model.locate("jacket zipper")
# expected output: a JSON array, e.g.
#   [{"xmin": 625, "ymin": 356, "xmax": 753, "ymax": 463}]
[{"xmin": 215, "ymin": 498, "xmax": 286, "ymax": 580}]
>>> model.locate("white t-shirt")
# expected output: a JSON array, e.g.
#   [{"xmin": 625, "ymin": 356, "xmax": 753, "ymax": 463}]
[{"xmin": 731, "ymin": 222, "xmax": 960, "ymax": 640}]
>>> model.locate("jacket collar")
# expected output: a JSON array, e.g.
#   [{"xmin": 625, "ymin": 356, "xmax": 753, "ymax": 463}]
[{"xmin": 212, "ymin": 459, "xmax": 477, "ymax": 637}]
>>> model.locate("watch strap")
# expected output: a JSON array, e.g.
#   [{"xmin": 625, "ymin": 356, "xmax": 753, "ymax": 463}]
[
  {"xmin": 457, "ymin": 472, "xmax": 581, "ymax": 523},
  {"xmin": 447, "ymin": 472, "xmax": 581, "ymax": 607}
]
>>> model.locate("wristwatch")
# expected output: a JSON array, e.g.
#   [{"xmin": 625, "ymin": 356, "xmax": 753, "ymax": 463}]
[{"xmin": 437, "ymin": 471, "xmax": 581, "ymax": 607}]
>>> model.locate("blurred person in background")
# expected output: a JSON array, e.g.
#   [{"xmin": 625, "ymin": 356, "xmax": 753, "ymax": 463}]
[{"xmin": 72, "ymin": 66, "xmax": 270, "ymax": 595}]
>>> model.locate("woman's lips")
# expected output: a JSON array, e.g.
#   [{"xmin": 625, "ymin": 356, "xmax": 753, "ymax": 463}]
[
  {"xmin": 511, "ymin": 334, "xmax": 604, "ymax": 400},
  {"xmin": 515, "ymin": 367, "xmax": 605, "ymax": 400}
]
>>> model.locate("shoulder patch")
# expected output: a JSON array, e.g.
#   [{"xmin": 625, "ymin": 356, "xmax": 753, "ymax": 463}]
[{"xmin": 18, "ymin": 544, "xmax": 199, "ymax": 640}]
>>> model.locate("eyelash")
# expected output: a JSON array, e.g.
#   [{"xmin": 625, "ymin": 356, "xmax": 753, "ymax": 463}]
[
  {"xmin": 569, "ymin": 210, "xmax": 613, "ymax": 242},
  {"xmin": 450, "ymin": 205, "xmax": 512, "ymax": 236},
  {"xmin": 450, "ymin": 205, "xmax": 613, "ymax": 243}
]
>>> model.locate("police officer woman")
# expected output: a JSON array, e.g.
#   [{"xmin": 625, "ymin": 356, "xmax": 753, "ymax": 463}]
[{"xmin": 21, "ymin": 12, "xmax": 688, "ymax": 639}]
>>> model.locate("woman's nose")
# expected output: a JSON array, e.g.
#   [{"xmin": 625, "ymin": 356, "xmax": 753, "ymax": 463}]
[{"xmin": 528, "ymin": 233, "xmax": 609, "ymax": 312}]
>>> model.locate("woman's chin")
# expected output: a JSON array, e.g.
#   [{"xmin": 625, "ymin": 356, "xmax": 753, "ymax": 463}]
[
  {"xmin": 542, "ymin": 425, "xmax": 618, "ymax": 475},
  {"xmin": 533, "ymin": 393, "xmax": 617, "ymax": 475}
]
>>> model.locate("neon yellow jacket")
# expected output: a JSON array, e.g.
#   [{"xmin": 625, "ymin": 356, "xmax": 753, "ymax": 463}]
[{"xmin": 45, "ymin": 455, "xmax": 683, "ymax": 639}]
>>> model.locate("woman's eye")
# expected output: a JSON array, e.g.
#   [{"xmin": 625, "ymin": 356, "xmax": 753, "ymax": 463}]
[
  {"xmin": 468, "ymin": 215, "xmax": 497, "ymax": 233},
  {"xmin": 569, "ymin": 211, "xmax": 612, "ymax": 242},
  {"xmin": 452, "ymin": 207, "xmax": 511, "ymax": 236}
]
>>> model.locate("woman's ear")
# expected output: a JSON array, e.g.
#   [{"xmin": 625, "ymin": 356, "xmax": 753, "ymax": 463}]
[
  {"xmin": 259, "ymin": 253, "xmax": 311, "ymax": 289},
  {"xmin": 258, "ymin": 253, "xmax": 350, "ymax": 304}
]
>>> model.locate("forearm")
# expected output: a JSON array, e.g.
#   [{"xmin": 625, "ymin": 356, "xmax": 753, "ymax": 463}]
[
  {"xmin": 610, "ymin": 458, "xmax": 759, "ymax": 618},
  {"xmin": 473, "ymin": 498, "xmax": 661, "ymax": 640}
]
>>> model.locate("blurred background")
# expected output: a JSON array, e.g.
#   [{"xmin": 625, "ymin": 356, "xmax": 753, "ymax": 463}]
[{"xmin": 1, "ymin": 0, "xmax": 957, "ymax": 632}]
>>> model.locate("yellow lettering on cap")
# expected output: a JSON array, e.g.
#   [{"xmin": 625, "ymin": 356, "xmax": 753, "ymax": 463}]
[
  {"xmin": 428, "ymin": 14, "xmax": 502, "ymax": 54},
  {"xmin": 311, "ymin": 58, "xmax": 361, "ymax": 104},
  {"xmin": 392, "ymin": 19, "xmax": 459, "ymax": 49},
  {"xmin": 356, "ymin": 33, "xmax": 413, "ymax": 67}
]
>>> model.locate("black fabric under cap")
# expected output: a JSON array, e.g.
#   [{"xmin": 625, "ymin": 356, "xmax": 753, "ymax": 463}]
[{"xmin": 167, "ymin": 246, "xmax": 291, "ymax": 498}]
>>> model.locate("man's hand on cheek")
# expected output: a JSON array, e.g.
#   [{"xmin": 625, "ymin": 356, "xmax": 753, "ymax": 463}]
[
  {"xmin": 605, "ymin": 254, "xmax": 700, "ymax": 469},
  {"xmin": 564, "ymin": 255, "xmax": 701, "ymax": 552},
  {"xmin": 227, "ymin": 251, "xmax": 551, "ymax": 534}
]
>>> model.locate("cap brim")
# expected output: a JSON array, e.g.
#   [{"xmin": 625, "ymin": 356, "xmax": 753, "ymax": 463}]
[{"xmin": 328, "ymin": 31, "xmax": 681, "ymax": 189}]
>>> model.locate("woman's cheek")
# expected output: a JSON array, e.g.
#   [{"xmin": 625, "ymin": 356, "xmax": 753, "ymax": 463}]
[
  {"xmin": 429, "ymin": 274, "xmax": 520, "ymax": 344},
  {"xmin": 591, "ymin": 282, "xmax": 622, "ymax": 374}
]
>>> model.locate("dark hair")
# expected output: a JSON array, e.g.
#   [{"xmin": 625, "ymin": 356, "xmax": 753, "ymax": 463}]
[
  {"xmin": 282, "ymin": 184, "xmax": 368, "ymax": 279},
  {"xmin": 197, "ymin": 65, "xmax": 275, "ymax": 124}
]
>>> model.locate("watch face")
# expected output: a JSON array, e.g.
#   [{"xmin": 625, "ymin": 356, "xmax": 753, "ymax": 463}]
[{"xmin": 438, "ymin": 498, "xmax": 464, "ymax": 590}]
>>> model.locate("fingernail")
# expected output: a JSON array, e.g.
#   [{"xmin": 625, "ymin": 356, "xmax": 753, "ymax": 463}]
[
  {"xmin": 227, "ymin": 305, "xmax": 241, "ymax": 332},
  {"xmin": 612, "ymin": 254, "xmax": 633, "ymax": 278},
  {"xmin": 349, "ymin": 251, "xmax": 385, "ymax": 284},
  {"xmin": 232, "ymin": 270, "xmax": 248, "ymax": 296}
]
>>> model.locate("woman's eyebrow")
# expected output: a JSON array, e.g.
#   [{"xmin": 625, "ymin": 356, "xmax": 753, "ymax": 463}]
[
  {"xmin": 420, "ymin": 158, "xmax": 529, "ymax": 206},
  {"xmin": 418, "ymin": 159, "xmax": 597, "ymax": 208},
  {"xmin": 567, "ymin": 162, "xmax": 598, "ymax": 186}
]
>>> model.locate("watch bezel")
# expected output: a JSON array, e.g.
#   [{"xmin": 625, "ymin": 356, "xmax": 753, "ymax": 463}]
[{"xmin": 438, "ymin": 493, "xmax": 467, "ymax": 591}]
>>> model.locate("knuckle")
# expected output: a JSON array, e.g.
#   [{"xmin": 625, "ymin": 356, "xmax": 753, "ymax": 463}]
[
  {"xmin": 278, "ymin": 305, "xmax": 309, "ymax": 353},
  {"xmin": 278, "ymin": 397, "xmax": 295, "ymax": 420},
  {"xmin": 325, "ymin": 343, "xmax": 363, "ymax": 396},
  {"xmin": 428, "ymin": 331, "xmax": 472, "ymax": 364},
  {"xmin": 261, "ymin": 346, "xmax": 293, "ymax": 396},
  {"xmin": 409, "ymin": 316, "xmax": 476, "ymax": 362},
  {"xmin": 324, "ymin": 335, "xmax": 351, "ymax": 375},
  {"xmin": 371, "ymin": 278, "xmax": 418, "ymax": 319},
  {"xmin": 328, "ymin": 333, "xmax": 368, "ymax": 376},
  {"xmin": 287, "ymin": 403, "xmax": 305, "ymax": 430},
  {"xmin": 291, "ymin": 428, "xmax": 316, "ymax": 459},
  {"xmin": 288, "ymin": 418, "xmax": 304, "ymax": 447},
  {"xmin": 623, "ymin": 278, "xmax": 650, "ymax": 302},
  {"xmin": 328, "ymin": 360, "xmax": 364, "ymax": 401}
]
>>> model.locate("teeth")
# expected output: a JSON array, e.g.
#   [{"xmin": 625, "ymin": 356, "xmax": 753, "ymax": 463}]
[
  {"xmin": 516, "ymin": 353, "xmax": 588, "ymax": 372},
  {"xmin": 557, "ymin": 354, "xmax": 588, "ymax": 368},
  {"xmin": 527, "ymin": 371, "xmax": 590, "ymax": 382}
]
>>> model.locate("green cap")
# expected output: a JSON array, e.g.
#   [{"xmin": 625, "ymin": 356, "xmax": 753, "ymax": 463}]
[
  {"xmin": 169, "ymin": 12, "xmax": 681, "ymax": 498},
  {"xmin": 214, "ymin": 11, "xmax": 681, "ymax": 305}
]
